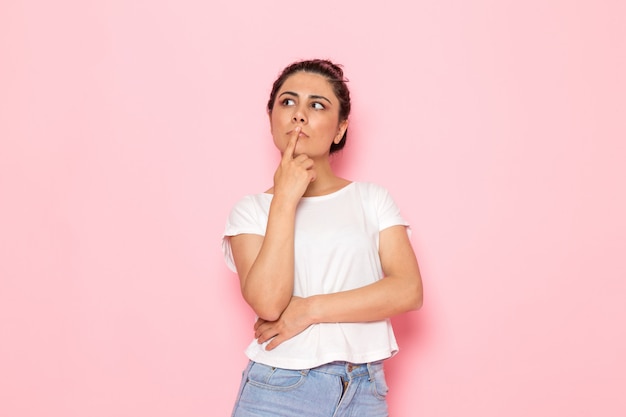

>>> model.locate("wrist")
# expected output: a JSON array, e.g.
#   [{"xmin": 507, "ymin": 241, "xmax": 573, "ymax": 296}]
[
  {"xmin": 270, "ymin": 195, "xmax": 299, "ymax": 212},
  {"xmin": 307, "ymin": 295, "xmax": 323, "ymax": 324}
]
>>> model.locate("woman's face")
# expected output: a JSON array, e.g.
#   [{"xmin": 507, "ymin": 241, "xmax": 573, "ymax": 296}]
[{"xmin": 269, "ymin": 71, "xmax": 348, "ymax": 159}]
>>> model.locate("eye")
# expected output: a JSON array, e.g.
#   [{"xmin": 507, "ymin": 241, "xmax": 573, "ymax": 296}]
[
  {"xmin": 281, "ymin": 98, "xmax": 295, "ymax": 106},
  {"xmin": 311, "ymin": 102, "xmax": 325, "ymax": 110}
]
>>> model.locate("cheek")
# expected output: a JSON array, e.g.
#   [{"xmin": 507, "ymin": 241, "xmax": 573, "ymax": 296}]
[
  {"xmin": 270, "ymin": 124, "xmax": 286, "ymax": 152},
  {"xmin": 269, "ymin": 114, "xmax": 281, "ymax": 139},
  {"xmin": 270, "ymin": 110, "xmax": 289, "ymax": 130},
  {"xmin": 271, "ymin": 129, "xmax": 282, "ymax": 150},
  {"xmin": 316, "ymin": 117, "xmax": 341, "ymax": 137}
]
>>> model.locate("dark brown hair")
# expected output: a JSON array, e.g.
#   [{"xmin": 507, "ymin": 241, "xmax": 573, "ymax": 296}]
[{"xmin": 267, "ymin": 59, "xmax": 351, "ymax": 154}]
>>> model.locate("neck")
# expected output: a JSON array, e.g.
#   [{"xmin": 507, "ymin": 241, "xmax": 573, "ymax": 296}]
[{"xmin": 302, "ymin": 161, "xmax": 349, "ymax": 197}]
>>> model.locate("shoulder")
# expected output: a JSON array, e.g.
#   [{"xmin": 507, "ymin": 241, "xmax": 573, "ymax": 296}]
[
  {"xmin": 224, "ymin": 192, "xmax": 272, "ymax": 237},
  {"xmin": 353, "ymin": 181, "xmax": 393, "ymax": 200},
  {"xmin": 227, "ymin": 192, "xmax": 272, "ymax": 220},
  {"xmin": 354, "ymin": 182, "xmax": 406, "ymax": 222},
  {"xmin": 231, "ymin": 192, "xmax": 271, "ymax": 208}
]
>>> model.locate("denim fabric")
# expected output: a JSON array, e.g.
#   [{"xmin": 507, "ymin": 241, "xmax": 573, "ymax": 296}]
[{"xmin": 231, "ymin": 360, "xmax": 389, "ymax": 417}]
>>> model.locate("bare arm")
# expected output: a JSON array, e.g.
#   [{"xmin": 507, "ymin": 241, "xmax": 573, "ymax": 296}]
[
  {"xmin": 230, "ymin": 199, "xmax": 296, "ymax": 321},
  {"xmin": 230, "ymin": 127, "xmax": 315, "ymax": 321},
  {"xmin": 255, "ymin": 224, "xmax": 423, "ymax": 349},
  {"xmin": 309, "ymin": 224, "xmax": 422, "ymax": 322}
]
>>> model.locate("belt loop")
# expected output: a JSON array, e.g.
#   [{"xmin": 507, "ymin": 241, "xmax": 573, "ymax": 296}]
[{"xmin": 366, "ymin": 362, "xmax": 373, "ymax": 381}]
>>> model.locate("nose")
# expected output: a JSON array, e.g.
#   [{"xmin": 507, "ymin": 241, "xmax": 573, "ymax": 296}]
[{"xmin": 292, "ymin": 107, "xmax": 307, "ymax": 124}]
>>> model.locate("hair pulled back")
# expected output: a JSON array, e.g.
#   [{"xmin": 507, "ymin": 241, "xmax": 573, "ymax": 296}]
[{"xmin": 267, "ymin": 59, "xmax": 351, "ymax": 154}]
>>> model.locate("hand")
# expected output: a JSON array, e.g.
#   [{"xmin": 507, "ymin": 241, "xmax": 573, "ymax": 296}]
[
  {"xmin": 273, "ymin": 127, "xmax": 316, "ymax": 202},
  {"xmin": 253, "ymin": 296, "xmax": 312, "ymax": 351}
]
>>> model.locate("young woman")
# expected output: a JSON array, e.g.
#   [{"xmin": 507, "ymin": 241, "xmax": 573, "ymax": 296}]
[{"xmin": 222, "ymin": 59, "xmax": 423, "ymax": 417}]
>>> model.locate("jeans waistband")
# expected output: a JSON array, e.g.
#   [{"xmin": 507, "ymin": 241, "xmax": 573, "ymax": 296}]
[{"xmin": 308, "ymin": 360, "xmax": 383, "ymax": 380}]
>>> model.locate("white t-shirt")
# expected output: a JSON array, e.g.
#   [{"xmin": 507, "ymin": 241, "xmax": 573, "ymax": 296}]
[{"xmin": 222, "ymin": 182, "xmax": 409, "ymax": 370}]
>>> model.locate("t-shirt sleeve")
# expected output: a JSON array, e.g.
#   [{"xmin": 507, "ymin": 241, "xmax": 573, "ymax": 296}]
[
  {"xmin": 373, "ymin": 184, "xmax": 411, "ymax": 234},
  {"xmin": 221, "ymin": 196, "xmax": 266, "ymax": 272}
]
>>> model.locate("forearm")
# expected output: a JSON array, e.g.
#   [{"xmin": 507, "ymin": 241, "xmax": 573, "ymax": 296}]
[
  {"xmin": 307, "ymin": 274, "xmax": 423, "ymax": 325},
  {"xmin": 250, "ymin": 226, "xmax": 423, "ymax": 351},
  {"xmin": 241, "ymin": 197, "xmax": 298, "ymax": 320},
  {"xmin": 252, "ymin": 275, "xmax": 422, "ymax": 351}
]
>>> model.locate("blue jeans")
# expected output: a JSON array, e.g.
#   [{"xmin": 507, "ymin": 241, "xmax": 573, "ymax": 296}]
[{"xmin": 231, "ymin": 360, "xmax": 389, "ymax": 417}]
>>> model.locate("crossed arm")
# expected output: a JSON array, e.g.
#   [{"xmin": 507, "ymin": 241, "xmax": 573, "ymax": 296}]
[{"xmin": 229, "ymin": 221, "xmax": 423, "ymax": 350}]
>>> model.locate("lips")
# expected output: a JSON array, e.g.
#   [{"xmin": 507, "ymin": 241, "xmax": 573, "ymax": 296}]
[{"xmin": 288, "ymin": 129, "xmax": 308, "ymax": 138}]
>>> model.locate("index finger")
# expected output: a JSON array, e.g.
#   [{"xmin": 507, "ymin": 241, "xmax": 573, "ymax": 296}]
[{"xmin": 282, "ymin": 127, "xmax": 301, "ymax": 161}]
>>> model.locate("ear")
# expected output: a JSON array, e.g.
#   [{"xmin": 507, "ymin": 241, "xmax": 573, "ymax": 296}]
[{"xmin": 334, "ymin": 119, "xmax": 349, "ymax": 144}]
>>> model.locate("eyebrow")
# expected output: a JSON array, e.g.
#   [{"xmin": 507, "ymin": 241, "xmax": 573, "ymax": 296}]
[{"xmin": 279, "ymin": 91, "xmax": 333, "ymax": 105}]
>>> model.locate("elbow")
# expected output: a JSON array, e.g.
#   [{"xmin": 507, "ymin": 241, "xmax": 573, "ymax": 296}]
[
  {"xmin": 406, "ymin": 280, "xmax": 424, "ymax": 311},
  {"xmin": 252, "ymin": 305, "xmax": 283, "ymax": 322},
  {"xmin": 406, "ymin": 293, "xmax": 423, "ymax": 312},
  {"xmin": 412, "ymin": 290, "xmax": 424, "ymax": 311},
  {"xmin": 243, "ymin": 291, "xmax": 288, "ymax": 321}
]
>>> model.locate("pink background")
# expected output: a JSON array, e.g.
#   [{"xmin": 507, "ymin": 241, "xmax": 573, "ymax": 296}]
[{"xmin": 1, "ymin": 1, "xmax": 625, "ymax": 416}]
